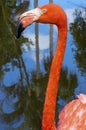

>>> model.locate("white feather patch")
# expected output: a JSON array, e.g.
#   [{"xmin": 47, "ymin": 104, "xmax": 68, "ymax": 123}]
[
  {"xmin": 77, "ymin": 94, "xmax": 86, "ymax": 104},
  {"xmin": 20, "ymin": 8, "xmax": 45, "ymax": 21}
]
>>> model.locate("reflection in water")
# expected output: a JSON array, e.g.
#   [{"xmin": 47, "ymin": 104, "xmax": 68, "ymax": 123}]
[
  {"xmin": 0, "ymin": 0, "xmax": 86, "ymax": 130},
  {"xmin": 70, "ymin": 9, "xmax": 86, "ymax": 75}
]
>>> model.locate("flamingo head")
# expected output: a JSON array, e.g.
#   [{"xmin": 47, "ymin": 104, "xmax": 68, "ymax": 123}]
[
  {"xmin": 16, "ymin": 4, "xmax": 66, "ymax": 38},
  {"xmin": 16, "ymin": 6, "xmax": 47, "ymax": 38}
]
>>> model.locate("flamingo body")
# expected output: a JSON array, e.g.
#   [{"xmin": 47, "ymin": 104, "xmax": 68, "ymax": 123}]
[
  {"xmin": 58, "ymin": 94, "xmax": 86, "ymax": 130},
  {"xmin": 16, "ymin": 4, "xmax": 86, "ymax": 130}
]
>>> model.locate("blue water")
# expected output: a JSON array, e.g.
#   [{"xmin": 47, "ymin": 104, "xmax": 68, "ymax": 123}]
[{"xmin": 0, "ymin": 0, "xmax": 86, "ymax": 129}]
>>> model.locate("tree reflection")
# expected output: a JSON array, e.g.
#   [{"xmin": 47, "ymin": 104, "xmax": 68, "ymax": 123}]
[
  {"xmin": 0, "ymin": 81, "xmax": 28, "ymax": 129},
  {"xmin": 58, "ymin": 67, "xmax": 78, "ymax": 101},
  {"xmin": 70, "ymin": 9, "xmax": 86, "ymax": 75},
  {"xmin": 0, "ymin": 0, "xmax": 31, "ymax": 129},
  {"xmin": 49, "ymin": 0, "xmax": 53, "ymax": 60},
  {"xmin": 0, "ymin": 0, "xmax": 31, "ymax": 66}
]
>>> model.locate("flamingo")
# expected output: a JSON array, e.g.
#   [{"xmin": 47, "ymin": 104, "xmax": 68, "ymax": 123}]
[{"xmin": 16, "ymin": 4, "xmax": 86, "ymax": 130}]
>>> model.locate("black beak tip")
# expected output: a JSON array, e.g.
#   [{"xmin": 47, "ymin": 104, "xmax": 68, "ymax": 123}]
[{"xmin": 16, "ymin": 22, "xmax": 25, "ymax": 39}]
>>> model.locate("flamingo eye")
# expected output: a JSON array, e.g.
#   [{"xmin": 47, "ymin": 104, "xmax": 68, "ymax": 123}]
[{"xmin": 41, "ymin": 9, "xmax": 47, "ymax": 14}]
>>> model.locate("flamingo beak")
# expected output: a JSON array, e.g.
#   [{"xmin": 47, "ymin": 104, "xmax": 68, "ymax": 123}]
[
  {"xmin": 16, "ymin": 17, "xmax": 33, "ymax": 39},
  {"xmin": 16, "ymin": 22, "xmax": 25, "ymax": 39},
  {"xmin": 16, "ymin": 8, "xmax": 47, "ymax": 39}
]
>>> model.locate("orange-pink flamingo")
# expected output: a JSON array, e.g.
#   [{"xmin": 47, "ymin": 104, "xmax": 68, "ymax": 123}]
[{"xmin": 16, "ymin": 4, "xmax": 86, "ymax": 130}]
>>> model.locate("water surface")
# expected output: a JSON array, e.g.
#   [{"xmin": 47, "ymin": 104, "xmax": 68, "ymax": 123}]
[{"xmin": 0, "ymin": 0, "xmax": 86, "ymax": 130}]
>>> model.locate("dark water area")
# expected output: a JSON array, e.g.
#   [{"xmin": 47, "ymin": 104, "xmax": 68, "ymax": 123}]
[{"xmin": 0, "ymin": 0, "xmax": 86, "ymax": 130}]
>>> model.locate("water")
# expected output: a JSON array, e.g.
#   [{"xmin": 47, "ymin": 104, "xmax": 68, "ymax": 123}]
[{"xmin": 0, "ymin": 0, "xmax": 86, "ymax": 130}]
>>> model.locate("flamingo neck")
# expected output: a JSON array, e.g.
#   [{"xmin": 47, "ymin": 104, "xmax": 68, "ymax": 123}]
[{"xmin": 42, "ymin": 24, "xmax": 67, "ymax": 130}]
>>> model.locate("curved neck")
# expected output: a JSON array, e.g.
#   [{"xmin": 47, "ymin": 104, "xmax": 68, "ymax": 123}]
[{"xmin": 42, "ymin": 24, "xmax": 67, "ymax": 130}]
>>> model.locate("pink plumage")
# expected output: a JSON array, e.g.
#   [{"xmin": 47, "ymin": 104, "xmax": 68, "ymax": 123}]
[{"xmin": 58, "ymin": 94, "xmax": 86, "ymax": 130}]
